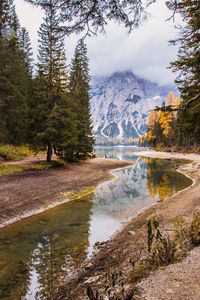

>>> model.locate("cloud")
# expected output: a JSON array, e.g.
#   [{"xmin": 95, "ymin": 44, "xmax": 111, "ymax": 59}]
[{"xmin": 15, "ymin": 0, "xmax": 180, "ymax": 85}]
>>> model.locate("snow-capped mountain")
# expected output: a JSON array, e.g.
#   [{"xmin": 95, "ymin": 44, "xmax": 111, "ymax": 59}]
[{"xmin": 90, "ymin": 71, "xmax": 178, "ymax": 144}]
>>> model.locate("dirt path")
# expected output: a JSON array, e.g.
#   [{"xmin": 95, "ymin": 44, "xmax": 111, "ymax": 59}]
[
  {"xmin": 137, "ymin": 246, "xmax": 200, "ymax": 300},
  {"xmin": 0, "ymin": 157, "xmax": 134, "ymax": 227},
  {"xmin": 54, "ymin": 152, "xmax": 200, "ymax": 299}
]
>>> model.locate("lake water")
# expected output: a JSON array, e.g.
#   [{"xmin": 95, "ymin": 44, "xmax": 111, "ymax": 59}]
[{"xmin": 0, "ymin": 147, "xmax": 192, "ymax": 299}]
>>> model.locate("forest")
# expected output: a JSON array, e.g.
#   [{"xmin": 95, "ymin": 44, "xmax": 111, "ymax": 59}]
[
  {"xmin": 0, "ymin": 0, "xmax": 200, "ymax": 161},
  {"xmin": 0, "ymin": 0, "xmax": 94, "ymax": 162}
]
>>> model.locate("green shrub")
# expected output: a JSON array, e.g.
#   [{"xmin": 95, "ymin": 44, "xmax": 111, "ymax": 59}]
[{"xmin": 190, "ymin": 212, "xmax": 200, "ymax": 245}]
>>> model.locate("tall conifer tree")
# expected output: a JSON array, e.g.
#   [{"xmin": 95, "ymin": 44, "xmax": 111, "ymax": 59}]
[
  {"xmin": 69, "ymin": 39, "xmax": 94, "ymax": 157},
  {"xmin": 30, "ymin": 0, "xmax": 77, "ymax": 161},
  {"xmin": 168, "ymin": 0, "xmax": 200, "ymax": 145},
  {"xmin": 0, "ymin": 0, "xmax": 32, "ymax": 144}
]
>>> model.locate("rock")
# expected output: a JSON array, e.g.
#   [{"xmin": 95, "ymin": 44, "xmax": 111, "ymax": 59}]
[
  {"xmin": 84, "ymin": 275, "xmax": 101, "ymax": 284},
  {"xmin": 165, "ymin": 288, "xmax": 174, "ymax": 294},
  {"xmin": 128, "ymin": 230, "xmax": 135, "ymax": 236},
  {"xmin": 172, "ymin": 282, "xmax": 181, "ymax": 288},
  {"xmin": 92, "ymin": 249, "xmax": 100, "ymax": 256},
  {"xmin": 85, "ymin": 263, "xmax": 93, "ymax": 269}
]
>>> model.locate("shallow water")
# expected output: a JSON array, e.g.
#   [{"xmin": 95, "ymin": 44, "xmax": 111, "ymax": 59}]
[{"xmin": 0, "ymin": 147, "xmax": 192, "ymax": 299}]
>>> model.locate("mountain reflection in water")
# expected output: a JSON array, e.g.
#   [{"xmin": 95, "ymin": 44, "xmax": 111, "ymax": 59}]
[{"xmin": 0, "ymin": 147, "xmax": 192, "ymax": 299}]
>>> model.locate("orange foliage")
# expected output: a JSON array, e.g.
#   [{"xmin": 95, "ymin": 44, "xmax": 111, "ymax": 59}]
[
  {"xmin": 159, "ymin": 111, "xmax": 173, "ymax": 138},
  {"xmin": 159, "ymin": 92, "xmax": 181, "ymax": 138},
  {"xmin": 147, "ymin": 110, "xmax": 160, "ymax": 141}
]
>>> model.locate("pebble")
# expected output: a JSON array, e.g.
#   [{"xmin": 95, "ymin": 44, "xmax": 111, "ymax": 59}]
[
  {"xmin": 84, "ymin": 275, "xmax": 101, "ymax": 284},
  {"xmin": 172, "ymin": 281, "xmax": 181, "ymax": 288},
  {"xmin": 128, "ymin": 230, "xmax": 135, "ymax": 236},
  {"xmin": 165, "ymin": 288, "xmax": 174, "ymax": 294},
  {"xmin": 85, "ymin": 263, "xmax": 93, "ymax": 269}
]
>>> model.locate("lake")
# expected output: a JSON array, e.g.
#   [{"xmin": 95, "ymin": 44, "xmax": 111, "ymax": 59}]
[{"xmin": 0, "ymin": 146, "xmax": 192, "ymax": 299}]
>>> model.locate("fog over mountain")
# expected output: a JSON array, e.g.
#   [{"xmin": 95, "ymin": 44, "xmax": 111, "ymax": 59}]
[{"xmin": 90, "ymin": 71, "xmax": 178, "ymax": 144}]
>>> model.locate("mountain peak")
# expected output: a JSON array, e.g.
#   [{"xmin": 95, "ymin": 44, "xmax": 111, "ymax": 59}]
[{"xmin": 90, "ymin": 71, "xmax": 178, "ymax": 145}]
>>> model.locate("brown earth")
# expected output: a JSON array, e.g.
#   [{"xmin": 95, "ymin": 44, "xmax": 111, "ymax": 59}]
[
  {"xmin": 0, "ymin": 156, "xmax": 133, "ymax": 227},
  {"xmin": 53, "ymin": 151, "xmax": 200, "ymax": 300}
]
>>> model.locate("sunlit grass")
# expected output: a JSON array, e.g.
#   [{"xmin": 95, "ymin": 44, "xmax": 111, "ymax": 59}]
[
  {"xmin": 0, "ymin": 165, "xmax": 23, "ymax": 175},
  {"xmin": 0, "ymin": 144, "xmax": 34, "ymax": 161},
  {"xmin": 0, "ymin": 160, "xmax": 64, "ymax": 176},
  {"xmin": 61, "ymin": 186, "xmax": 96, "ymax": 200}
]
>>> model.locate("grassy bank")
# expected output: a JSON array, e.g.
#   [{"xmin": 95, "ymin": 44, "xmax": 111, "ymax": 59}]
[
  {"xmin": 0, "ymin": 160, "xmax": 64, "ymax": 176},
  {"xmin": 0, "ymin": 144, "xmax": 35, "ymax": 161}
]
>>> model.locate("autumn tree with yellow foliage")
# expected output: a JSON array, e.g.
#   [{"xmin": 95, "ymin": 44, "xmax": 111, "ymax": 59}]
[
  {"xmin": 146, "ymin": 110, "xmax": 160, "ymax": 147},
  {"xmin": 159, "ymin": 92, "xmax": 180, "ymax": 146},
  {"xmin": 141, "ymin": 92, "xmax": 181, "ymax": 148}
]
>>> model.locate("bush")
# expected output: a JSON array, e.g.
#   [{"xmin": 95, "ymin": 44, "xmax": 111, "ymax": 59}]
[
  {"xmin": 147, "ymin": 217, "xmax": 177, "ymax": 266},
  {"xmin": 190, "ymin": 212, "xmax": 200, "ymax": 245}
]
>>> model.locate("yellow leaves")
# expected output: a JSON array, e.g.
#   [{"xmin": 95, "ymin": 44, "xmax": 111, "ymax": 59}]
[
  {"xmin": 147, "ymin": 110, "xmax": 160, "ymax": 142},
  {"xmin": 167, "ymin": 91, "xmax": 175, "ymax": 105},
  {"xmin": 159, "ymin": 92, "xmax": 181, "ymax": 138},
  {"xmin": 167, "ymin": 91, "xmax": 181, "ymax": 107},
  {"xmin": 146, "ymin": 92, "xmax": 181, "ymax": 143},
  {"xmin": 148, "ymin": 110, "xmax": 159, "ymax": 127},
  {"xmin": 173, "ymin": 97, "xmax": 180, "ymax": 107},
  {"xmin": 159, "ymin": 111, "xmax": 173, "ymax": 138}
]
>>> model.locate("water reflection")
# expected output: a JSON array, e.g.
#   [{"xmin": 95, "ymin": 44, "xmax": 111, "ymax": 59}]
[
  {"xmin": 0, "ymin": 147, "xmax": 192, "ymax": 299},
  {"xmin": 143, "ymin": 157, "xmax": 192, "ymax": 201},
  {"xmin": 0, "ymin": 197, "xmax": 92, "ymax": 299},
  {"xmin": 94, "ymin": 145, "xmax": 147, "ymax": 161}
]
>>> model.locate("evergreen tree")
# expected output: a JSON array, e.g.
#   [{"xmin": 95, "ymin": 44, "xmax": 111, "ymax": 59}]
[
  {"xmin": 19, "ymin": 27, "xmax": 33, "ymax": 77},
  {"xmin": 30, "ymin": 0, "xmax": 78, "ymax": 161},
  {"xmin": 0, "ymin": 0, "xmax": 14, "ymax": 142},
  {"xmin": 0, "ymin": 0, "xmax": 32, "ymax": 145},
  {"xmin": 69, "ymin": 39, "xmax": 94, "ymax": 158},
  {"xmin": 167, "ymin": 0, "xmax": 200, "ymax": 146}
]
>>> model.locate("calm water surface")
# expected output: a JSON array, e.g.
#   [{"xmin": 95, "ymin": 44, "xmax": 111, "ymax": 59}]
[{"xmin": 0, "ymin": 146, "xmax": 192, "ymax": 299}]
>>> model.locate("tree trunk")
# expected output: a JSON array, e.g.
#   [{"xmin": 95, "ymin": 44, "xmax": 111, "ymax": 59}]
[{"xmin": 47, "ymin": 143, "xmax": 53, "ymax": 162}]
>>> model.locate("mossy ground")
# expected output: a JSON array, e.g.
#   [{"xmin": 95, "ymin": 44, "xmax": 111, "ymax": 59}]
[
  {"xmin": 0, "ymin": 144, "xmax": 35, "ymax": 161},
  {"xmin": 0, "ymin": 160, "xmax": 64, "ymax": 176},
  {"xmin": 61, "ymin": 186, "xmax": 96, "ymax": 200},
  {"xmin": 0, "ymin": 165, "xmax": 23, "ymax": 175}
]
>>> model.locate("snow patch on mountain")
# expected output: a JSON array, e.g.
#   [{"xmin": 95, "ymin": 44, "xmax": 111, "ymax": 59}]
[{"xmin": 90, "ymin": 71, "xmax": 178, "ymax": 144}]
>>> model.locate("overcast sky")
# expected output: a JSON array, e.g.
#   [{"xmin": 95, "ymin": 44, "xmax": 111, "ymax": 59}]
[{"xmin": 15, "ymin": 0, "xmax": 181, "ymax": 85}]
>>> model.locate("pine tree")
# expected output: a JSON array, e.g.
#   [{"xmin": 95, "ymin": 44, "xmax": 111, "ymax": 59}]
[
  {"xmin": 69, "ymin": 39, "xmax": 94, "ymax": 158},
  {"xmin": 167, "ymin": 0, "xmax": 200, "ymax": 146},
  {"xmin": 0, "ymin": 0, "xmax": 32, "ymax": 145},
  {"xmin": 0, "ymin": 0, "xmax": 14, "ymax": 142},
  {"xmin": 30, "ymin": 0, "xmax": 78, "ymax": 161},
  {"xmin": 19, "ymin": 27, "xmax": 33, "ymax": 77}
]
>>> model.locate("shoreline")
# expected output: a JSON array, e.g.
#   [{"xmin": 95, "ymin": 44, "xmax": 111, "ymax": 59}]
[
  {"xmin": 1, "ymin": 151, "xmax": 200, "ymax": 298},
  {"xmin": 54, "ymin": 151, "xmax": 200, "ymax": 299},
  {"xmin": 0, "ymin": 157, "xmax": 134, "ymax": 228}
]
